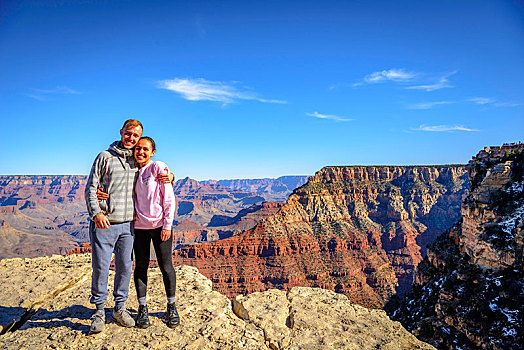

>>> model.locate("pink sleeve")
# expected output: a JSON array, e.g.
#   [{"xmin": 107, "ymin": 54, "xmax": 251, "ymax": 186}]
[{"xmin": 156, "ymin": 162, "xmax": 176, "ymax": 230}]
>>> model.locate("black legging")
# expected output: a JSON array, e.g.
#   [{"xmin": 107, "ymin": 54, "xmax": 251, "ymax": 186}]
[{"xmin": 134, "ymin": 227, "xmax": 176, "ymax": 299}]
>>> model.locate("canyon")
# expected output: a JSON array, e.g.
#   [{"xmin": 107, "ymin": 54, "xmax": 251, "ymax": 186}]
[
  {"xmin": 173, "ymin": 201, "xmax": 284, "ymax": 250},
  {"xmin": 0, "ymin": 175, "xmax": 301, "ymax": 259},
  {"xmin": 173, "ymin": 165, "xmax": 469, "ymax": 308},
  {"xmin": 171, "ymin": 177, "xmax": 287, "ymax": 249},
  {"xmin": 387, "ymin": 144, "xmax": 523, "ymax": 349},
  {"xmin": 201, "ymin": 176, "xmax": 309, "ymax": 202},
  {"xmin": 0, "ymin": 166, "xmax": 470, "ymax": 311},
  {"xmin": 3, "ymin": 145, "xmax": 522, "ymax": 349},
  {"xmin": 0, "ymin": 175, "xmax": 88, "ymax": 259}
]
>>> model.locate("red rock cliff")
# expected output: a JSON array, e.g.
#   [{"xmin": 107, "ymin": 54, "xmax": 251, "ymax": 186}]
[
  {"xmin": 389, "ymin": 143, "xmax": 524, "ymax": 349},
  {"xmin": 173, "ymin": 165, "xmax": 468, "ymax": 308}
]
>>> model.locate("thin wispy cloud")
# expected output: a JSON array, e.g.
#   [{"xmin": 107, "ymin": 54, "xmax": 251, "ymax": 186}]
[
  {"xmin": 354, "ymin": 69, "xmax": 456, "ymax": 92},
  {"xmin": 306, "ymin": 111, "xmax": 353, "ymax": 122},
  {"xmin": 25, "ymin": 94, "xmax": 48, "ymax": 101},
  {"xmin": 157, "ymin": 78, "xmax": 286, "ymax": 105},
  {"xmin": 412, "ymin": 124, "xmax": 479, "ymax": 132},
  {"xmin": 494, "ymin": 102, "xmax": 521, "ymax": 107},
  {"xmin": 408, "ymin": 101, "xmax": 455, "ymax": 110},
  {"xmin": 33, "ymin": 86, "xmax": 80, "ymax": 94},
  {"xmin": 364, "ymin": 69, "xmax": 416, "ymax": 83},
  {"xmin": 468, "ymin": 97, "xmax": 520, "ymax": 107},
  {"xmin": 469, "ymin": 97, "xmax": 495, "ymax": 105},
  {"xmin": 354, "ymin": 69, "xmax": 416, "ymax": 87},
  {"xmin": 406, "ymin": 76, "xmax": 452, "ymax": 91},
  {"xmin": 407, "ymin": 97, "xmax": 521, "ymax": 110},
  {"xmin": 26, "ymin": 86, "xmax": 80, "ymax": 101}
]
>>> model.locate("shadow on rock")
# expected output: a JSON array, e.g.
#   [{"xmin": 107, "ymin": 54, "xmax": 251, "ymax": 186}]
[
  {"xmin": 5, "ymin": 305, "xmax": 92, "ymax": 333},
  {"xmin": 32, "ymin": 304, "xmax": 93, "ymax": 322},
  {"xmin": 0, "ymin": 306, "xmax": 27, "ymax": 326},
  {"xmin": 24, "ymin": 318, "xmax": 90, "ymax": 334}
]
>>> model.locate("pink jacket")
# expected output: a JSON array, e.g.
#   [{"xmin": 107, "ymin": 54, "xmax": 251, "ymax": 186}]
[{"xmin": 134, "ymin": 160, "xmax": 175, "ymax": 230}]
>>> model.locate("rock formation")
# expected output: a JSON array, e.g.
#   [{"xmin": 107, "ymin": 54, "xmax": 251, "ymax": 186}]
[
  {"xmin": 0, "ymin": 175, "xmax": 289, "ymax": 259},
  {"xmin": 0, "ymin": 253, "xmax": 434, "ymax": 349},
  {"xmin": 0, "ymin": 175, "xmax": 86, "ymax": 205},
  {"xmin": 170, "ymin": 177, "xmax": 292, "ymax": 248},
  {"xmin": 202, "ymin": 175, "xmax": 309, "ymax": 202},
  {"xmin": 387, "ymin": 143, "xmax": 524, "ymax": 349},
  {"xmin": 67, "ymin": 242, "xmax": 93, "ymax": 255},
  {"xmin": 173, "ymin": 177, "xmax": 265, "ymax": 225},
  {"xmin": 0, "ymin": 176, "xmax": 88, "ymax": 259},
  {"xmin": 173, "ymin": 165, "xmax": 468, "ymax": 308},
  {"xmin": 173, "ymin": 202, "xmax": 283, "ymax": 249}
]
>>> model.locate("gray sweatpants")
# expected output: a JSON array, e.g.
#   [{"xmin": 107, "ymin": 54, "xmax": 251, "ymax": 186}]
[{"xmin": 89, "ymin": 221, "xmax": 134, "ymax": 308}]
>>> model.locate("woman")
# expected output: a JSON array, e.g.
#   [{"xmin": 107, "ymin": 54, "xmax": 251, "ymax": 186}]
[{"xmin": 132, "ymin": 136, "xmax": 179, "ymax": 329}]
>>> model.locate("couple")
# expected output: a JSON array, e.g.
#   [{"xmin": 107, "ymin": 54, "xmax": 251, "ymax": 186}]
[{"xmin": 85, "ymin": 119, "xmax": 178, "ymax": 333}]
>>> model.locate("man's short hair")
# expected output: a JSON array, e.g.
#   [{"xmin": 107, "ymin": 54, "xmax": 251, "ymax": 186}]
[{"xmin": 122, "ymin": 119, "xmax": 143, "ymax": 130}]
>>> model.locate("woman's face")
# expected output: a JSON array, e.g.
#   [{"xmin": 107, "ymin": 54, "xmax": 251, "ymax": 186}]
[{"xmin": 134, "ymin": 139, "xmax": 155, "ymax": 167}]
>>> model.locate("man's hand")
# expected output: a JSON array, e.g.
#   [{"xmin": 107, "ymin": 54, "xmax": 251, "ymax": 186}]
[
  {"xmin": 96, "ymin": 188, "xmax": 109, "ymax": 201},
  {"xmin": 157, "ymin": 167, "xmax": 174, "ymax": 184},
  {"xmin": 94, "ymin": 214, "xmax": 110, "ymax": 229},
  {"xmin": 161, "ymin": 229, "xmax": 171, "ymax": 241}
]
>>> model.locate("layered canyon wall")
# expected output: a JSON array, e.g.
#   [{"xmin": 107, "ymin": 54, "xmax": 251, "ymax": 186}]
[
  {"xmin": 202, "ymin": 176, "xmax": 309, "ymax": 202},
  {"xmin": 171, "ymin": 177, "xmax": 280, "ymax": 248},
  {"xmin": 0, "ymin": 175, "xmax": 88, "ymax": 258},
  {"xmin": 174, "ymin": 165, "xmax": 468, "ymax": 308},
  {"xmin": 388, "ymin": 143, "xmax": 523, "ymax": 349},
  {"xmin": 173, "ymin": 202, "xmax": 283, "ymax": 250},
  {"xmin": 0, "ymin": 175, "xmax": 296, "ymax": 259}
]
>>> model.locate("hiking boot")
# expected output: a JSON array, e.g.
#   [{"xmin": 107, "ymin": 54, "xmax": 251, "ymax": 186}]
[
  {"xmin": 112, "ymin": 305, "xmax": 135, "ymax": 327},
  {"xmin": 166, "ymin": 303, "xmax": 180, "ymax": 328},
  {"xmin": 89, "ymin": 309, "xmax": 105, "ymax": 334},
  {"xmin": 135, "ymin": 304, "xmax": 150, "ymax": 329}
]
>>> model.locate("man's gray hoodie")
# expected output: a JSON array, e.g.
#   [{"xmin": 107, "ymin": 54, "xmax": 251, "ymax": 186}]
[{"xmin": 85, "ymin": 141, "xmax": 138, "ymax": 223}]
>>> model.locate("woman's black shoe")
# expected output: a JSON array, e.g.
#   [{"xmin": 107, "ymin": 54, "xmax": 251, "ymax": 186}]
[
  {"xmin": 166, "ymin": 303, "xmax": 180, "ymax": 328},
  {"xmin": 136, "ymin": 305, "xmax": 150, "ymax": 328}
]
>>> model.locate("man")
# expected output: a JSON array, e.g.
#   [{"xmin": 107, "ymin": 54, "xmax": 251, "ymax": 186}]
[{"xmin": 85, "ymin": 119, "xmax": 172, "ymax": 334}]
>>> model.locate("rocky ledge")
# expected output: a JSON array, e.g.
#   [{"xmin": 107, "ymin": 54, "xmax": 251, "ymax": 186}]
[{"xmin": 0, "ymin": 254, "xmax": 433, "ymax": 350}]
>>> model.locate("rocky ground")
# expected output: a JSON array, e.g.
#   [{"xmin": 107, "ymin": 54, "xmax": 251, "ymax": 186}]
[{"xmin": 0, "ymin": 254, "xmax": 433, "ymax": 350}]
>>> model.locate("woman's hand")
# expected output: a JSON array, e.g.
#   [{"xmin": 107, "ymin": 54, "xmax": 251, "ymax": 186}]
[
  {"xmin": 161, "ymin": 229, "xmax": 172, "ymax": 241},
  {"xmin": 96, "ymin": 188, "xmax": 109, "ymax": 201},
  {"xmin": 157, "ymin": 167, "xmax": 174, "ymax": 184}
]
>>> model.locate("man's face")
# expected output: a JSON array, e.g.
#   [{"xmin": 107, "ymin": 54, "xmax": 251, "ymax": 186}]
[{"xmin": 119, "ymin": 125, "xmax": 143, "ymax": 149}]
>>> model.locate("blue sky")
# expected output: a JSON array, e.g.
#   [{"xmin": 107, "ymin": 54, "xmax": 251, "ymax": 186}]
[{"xmin": 1, "ymin": 0, "xmax": 523, "ymax": 180}]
